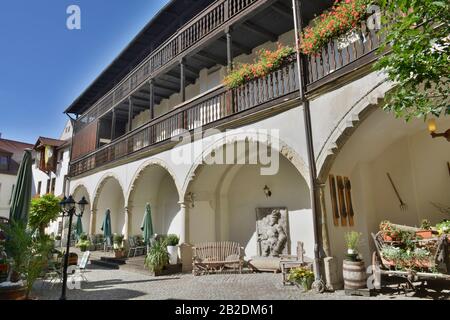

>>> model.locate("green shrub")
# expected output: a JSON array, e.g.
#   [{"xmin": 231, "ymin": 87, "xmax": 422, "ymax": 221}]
[
  {"xmin": 145, "ymin": 240, "xmax": 169, "ymax": 273},
  {"xmin": 29, "ymin": 194, "xmax": 61, "ymax": 237},
  {"xmin": 165, "ymin": 234, "xmax": 180, "ymax": 246}
]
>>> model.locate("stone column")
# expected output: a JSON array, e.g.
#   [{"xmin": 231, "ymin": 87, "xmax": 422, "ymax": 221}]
[
  {"xmin": 123, "ymin": 206, "xmax": 130, "ymax": 240},
  {"xmin": 178, "ymin": 201, "xmax": 189, "ymax": 244},
  {"xmin": 89, "ymin": 208, "xmax": 96, "ymax": 236}
]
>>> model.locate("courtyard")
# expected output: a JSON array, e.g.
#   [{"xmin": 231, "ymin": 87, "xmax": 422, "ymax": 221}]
[{"xmin": 32, "ymin": 264, "xmax": 450, "ymax": 301}]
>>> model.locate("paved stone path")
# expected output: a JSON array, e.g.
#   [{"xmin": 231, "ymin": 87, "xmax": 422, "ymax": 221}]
[{"xmin": 32, "ymin": 264, "xmax": 449, "ymax": 300}]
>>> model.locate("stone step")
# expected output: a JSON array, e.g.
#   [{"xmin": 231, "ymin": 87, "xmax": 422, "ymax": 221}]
[{"xmin": 90, "ymin": 259, "xmax": 121, "ymax": 270}]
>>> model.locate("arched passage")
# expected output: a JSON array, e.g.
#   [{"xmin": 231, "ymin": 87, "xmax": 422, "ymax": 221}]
[
  {"xmin": 323, "ymin": 108, "xmax": 450, "ymax": 271},
  {"xmin": 184, "ymin": 138, "xmax": 313, "ymax": 258},
  {"xmin": 127, "ymin": 161, "xmax": 182, "ymax": 239},
  {"xmin": 72, "ymin": 184, "xmax": 91, "ymax": 235},
  {"xmin": 92, "ymin": 174, "xmax": 126, "ymax": 235}
]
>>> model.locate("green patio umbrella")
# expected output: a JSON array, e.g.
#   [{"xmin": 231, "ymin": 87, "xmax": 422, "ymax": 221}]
[
  {"xmin": 141, "ymin": 203, "xmax": 154, "ymax": 246},
  {"xmin": 101, "ymin": 209, "xmax": 112, "ymax": 246},
  {"xmin": 75, "ymin": 215, "xmax": 83, "ymax": 238},
  {"xmin": 9, "ymin": 149, "xmax": 32, "ymax": 224}
]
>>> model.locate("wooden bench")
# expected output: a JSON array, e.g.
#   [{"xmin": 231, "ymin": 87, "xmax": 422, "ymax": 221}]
[{"xmin": 192, "ymin": 242, "xmax": 244, "ymax": 276}]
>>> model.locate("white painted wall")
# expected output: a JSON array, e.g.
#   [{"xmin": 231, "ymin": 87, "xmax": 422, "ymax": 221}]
[
  {"xmin": 324, "ymin": 109, "xmax": 450, "ymax": 280},
  {"xmin": 0, "ymin": 174, "xmax": 17, "ymax": 218},
  {"xmin": 95, "ymin": 178, "xmax": 125, "ymax": 235}
]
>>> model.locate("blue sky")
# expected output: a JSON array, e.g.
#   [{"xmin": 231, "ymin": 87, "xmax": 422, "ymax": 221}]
[{"xmin": 0, "ymin": 0, "xmax": 168, "ymax": 144}]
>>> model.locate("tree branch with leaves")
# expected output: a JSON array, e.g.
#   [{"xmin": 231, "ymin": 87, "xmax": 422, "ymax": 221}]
[{"xmin": 375, "ymin": 0, "xmax": 450, "ymax": 120}]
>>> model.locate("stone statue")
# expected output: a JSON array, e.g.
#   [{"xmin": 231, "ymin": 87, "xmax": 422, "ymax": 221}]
[{"xmin": 256, "ymin": 208, "xmax": 289, "ymax": 257}]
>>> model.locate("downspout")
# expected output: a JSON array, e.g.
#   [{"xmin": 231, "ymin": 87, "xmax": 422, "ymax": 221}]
[{"xmin": 292, "ymin": 0, "xmax": 325, "ymax": 293}]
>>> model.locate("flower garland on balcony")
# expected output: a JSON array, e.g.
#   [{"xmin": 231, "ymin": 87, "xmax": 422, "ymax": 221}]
[
  {"xmin": 223, "ymin": 44, "xmax": 296, "ymax": 89},
  {"xmin": 299, "ymin": 0, "xmax": 373, "ymax": 55}
]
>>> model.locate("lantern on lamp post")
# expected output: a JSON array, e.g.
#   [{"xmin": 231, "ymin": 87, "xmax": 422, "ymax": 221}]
[{"xmin": 59, "ymin": 195, "xmax": 88, "ymax": 300}]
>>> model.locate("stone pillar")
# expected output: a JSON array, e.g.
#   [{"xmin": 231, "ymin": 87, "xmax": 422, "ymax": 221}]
[
  {"xmin": 319, "ymin": 184, "xmax": 331, "ymax": 257},
  {"xmin": 89, "ymin": 208, "xmax": 96, "ymax": 236},
  {"xmin": 178, "ymin": 201, "xmax": 189, "ymax": 244},
  {"xmin": 124, "ymin": 206, "xmax": 130, "ymax": 240}
]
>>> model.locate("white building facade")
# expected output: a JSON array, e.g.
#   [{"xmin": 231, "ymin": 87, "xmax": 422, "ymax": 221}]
[{"xmin": 63, "ymin": 0, "xmax": 450, "ymax": 285}]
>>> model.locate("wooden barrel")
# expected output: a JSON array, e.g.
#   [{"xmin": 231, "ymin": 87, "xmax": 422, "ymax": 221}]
[{"xmin": 343, "ymin": 260, "xmax": 367, "ymax": 290}]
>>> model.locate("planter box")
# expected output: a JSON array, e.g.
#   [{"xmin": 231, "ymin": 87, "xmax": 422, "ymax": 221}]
[
  {"xmin": 0, "ymin": 283, "xmax": 27, "ymax": 300},
  {"xmin": 150, "ymin": 264, "xmax": 182, "ymax": 277},
  {"xmin": 415, "ymin": 230, "xmax": 434, "ymax": 239}
]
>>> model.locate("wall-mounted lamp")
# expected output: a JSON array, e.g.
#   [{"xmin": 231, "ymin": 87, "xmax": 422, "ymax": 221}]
[
  {"xmin": 263, "ymin": 185, "xmax": 272, "ymax": 198},
  {"xmin": 428, "ymin": 119, "xmax": 450, "ymax": 142},
  {"xmin": 186, "ymin": 192, "xmax": 195, "ymax": 208}
]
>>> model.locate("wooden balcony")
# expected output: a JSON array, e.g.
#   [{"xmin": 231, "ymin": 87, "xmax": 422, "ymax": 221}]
[
  {"xmin": 69, "ymin": 59, "xmax": 300, "ymax": 176},
  {"xmin": 69, "ymin": 9, "xmax": 383, "ymax": 177}
]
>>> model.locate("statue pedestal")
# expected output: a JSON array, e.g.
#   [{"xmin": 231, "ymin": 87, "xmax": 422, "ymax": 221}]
[{"xmin": 248, "ymin": 256, "xmax": 281, "ymax": 273}]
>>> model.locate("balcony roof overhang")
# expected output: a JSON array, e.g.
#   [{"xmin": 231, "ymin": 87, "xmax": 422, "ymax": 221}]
[{"xmin": 64, "ymin": 0, "xmax": 215, "ymax": 116}]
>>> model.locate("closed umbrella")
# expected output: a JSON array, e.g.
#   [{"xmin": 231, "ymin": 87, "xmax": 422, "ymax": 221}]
[
  {"xmin": 9, "ymin": 149, "xmax": 32, "ymax": 224},
  {"xmin": 101, "ymin": 209, "xmax": 112, "ymax": 247},
  {"xmin": 75, "ymin": 215, "xmax": 83, "ymax": 238},
  {"xmin": 141, "ymin": 203, "xmax": 154, "ymax": 248}
]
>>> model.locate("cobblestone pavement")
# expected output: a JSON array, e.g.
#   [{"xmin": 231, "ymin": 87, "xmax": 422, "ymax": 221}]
[{"xmin": 33, "ymin": 264, "xmax": 449, "ymax": 300}]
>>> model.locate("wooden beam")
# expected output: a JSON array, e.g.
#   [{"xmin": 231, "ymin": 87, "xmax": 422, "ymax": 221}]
[
  {"xmin": 153, "ymin": 82, "xmax": 179, "ymax": 92},
  {"xmin": 180, "ymin": 58, "xmax": 186, "ymax": 102},
  {"xmin": 149, "ymin": 79, "xmax": 154, "ymax": 119},
  {"xmin": 128, "ymin": 97, "xmax": 133, "ymax": 132},
  {"xmin": 272, "ymin": 2, "xmax": 293, "ymax": 19},
  {"xmin": 241, "ymin": 21, "xmax": 277, "ymax": 42},
  {"xmin": 111, "ymin": 108, "xmax": 116, "ymax": 140},
  {"xmin": 219, "ymin": 38, "xmax": 252, "ymax": 55},
  {"xmin": 196, "ymin": 51, "xmax": 226, "ymax": 65}
]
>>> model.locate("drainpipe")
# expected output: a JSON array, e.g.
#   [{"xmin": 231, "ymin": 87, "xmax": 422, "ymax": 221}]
[{"xmin": 292, "ymin": 0, "xmax": 325, "ymax": 293}]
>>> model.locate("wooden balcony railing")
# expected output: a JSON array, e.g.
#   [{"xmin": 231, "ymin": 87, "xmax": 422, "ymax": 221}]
[
  {"xmin": 74, "ymin": 0, "xmax": 261, "ymax": 134},
  {"xmin": 306, "ymin": 20, "xmax": 382, "ymax": 87},
  {"xmin": 69, "ymin": 59, "xmax": 299, "ymax": 176}
]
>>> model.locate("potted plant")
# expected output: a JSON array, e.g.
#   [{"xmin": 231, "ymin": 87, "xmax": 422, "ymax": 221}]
[
  {"xmin": 287, "ymin": 267, "xmax": 315, "ymax": 292},
  {"xmin": 144, "ymin": 240, "xmax": 169, "ymax": 275},
  {"xmin": 345, "ymin": 231, "xmax": 362, "ymax": 259},
  {"xmin": 0, "ymin": 221, "xmax": 53, "ymax": 300},
  {"xmin": 416, "ymin": 219, "xmax": 434, "ymax": 239},
  {"xmin": 436, "ymin": 220, "xmax": 450, "ymax": 240},
  {"xmin": 76, "ymin": 233, "xmax": 91, "ymax": 252},
  {"xmin": 113, "ymin": 233, "xmax": 125, "ymax": 258},
  {"xmin": 379, "ymin": 220, "xmax": 401, "ymax": 242},
  {"xmin": 165, "ymin": 234, "xmax": 179, "ymax": 265},
  {"xmin": 54, "ymin": 235, "xmax": 62, "ymax": 247},
  {"xmin": 343, "ymin": 231, "xmax": 366, "ymax": 290}
]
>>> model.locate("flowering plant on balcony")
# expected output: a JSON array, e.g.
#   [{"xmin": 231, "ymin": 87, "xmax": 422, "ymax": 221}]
[
  {"xmin": 299, "ymin": 0, "xmax": 373, "ymax": 55},
  {"xmin": 223, "ymin": 44, "xmax": 295, "ymax": 89}
]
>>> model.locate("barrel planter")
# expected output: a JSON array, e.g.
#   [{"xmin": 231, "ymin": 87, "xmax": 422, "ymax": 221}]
[{"xmin": 343, "ymin": 260, "xmax": 367, "ymax": 290}]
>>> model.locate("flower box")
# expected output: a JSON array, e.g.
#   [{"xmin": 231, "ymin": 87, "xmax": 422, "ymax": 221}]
[{"xmin": 415, "ymin": 230, "xmax": 434, "ymax": 239}]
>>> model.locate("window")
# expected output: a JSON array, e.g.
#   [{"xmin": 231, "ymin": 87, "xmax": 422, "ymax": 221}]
[
  {"xmin": 9, "ymin": 184, "xmax": 15, "ymax": 204},
  {"xmin": 51, "ymin": 178, "xmax": 56, "ymax": 195},
  {"xmin": 46, "ymin": 179, "xmax": 51, "ymax": 194},
  {"xmin": 59, "ymin": 151, "xmax": 64, "ymax": 161},
  {"xmin": 37, "ymin": 181, "xmax": 42, "ymax": 195},
  {"xmin": 62, "ymin": 175, "xmax": 68, "ymax": 197},
  {"xmin": 0, "ymin": 156, "xmax": 9, "ymax": 171}
]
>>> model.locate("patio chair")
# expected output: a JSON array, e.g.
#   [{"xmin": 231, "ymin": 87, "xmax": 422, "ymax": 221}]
[
  {"xmin": 94, "ymin": 234, "xmax": 105, "ymax": 251},
  {"xmin": 128, "ymin": 236, "xmax": 147, "ymax": 258}
]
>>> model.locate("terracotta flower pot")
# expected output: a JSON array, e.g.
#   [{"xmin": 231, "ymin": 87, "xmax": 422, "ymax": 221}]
[{"xmin": 415, "ymin": 230, "xmax": 433, "ymax": 239}]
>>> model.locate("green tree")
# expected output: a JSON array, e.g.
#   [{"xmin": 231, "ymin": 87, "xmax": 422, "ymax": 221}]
[
  {"xmin": 29, "ymin": 194, "xmax": 61, "ymax": 237},
  {"xmin": 375, "ymin": 0, "xmax": 450, "ymax": 120}
]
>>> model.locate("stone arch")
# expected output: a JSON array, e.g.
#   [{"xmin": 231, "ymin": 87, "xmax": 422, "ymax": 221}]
[
  {"xmin": 91, "ymin": 172, "xmax": 126, "ymax": 235},
  {"xmin": 92, "ymin": 172, "xmax": 126, "ymax": 211},
  {"xmin": 316, "ymin": 80, "xmax": 392, "ymax": 182},
  {"xmin": 126, "ymin": 158, "xmax": 182, "ymax": 238},
  {"xmin": 126, "ymin": 158, "xmax": 182, "ymax": 205},
  {"xmin": 181, "ymin": 131, "xmax": 310, "ymax": 199},
  {"xmin": 71, "ymin": 184, "xmax": 92, "ymax": 235}
]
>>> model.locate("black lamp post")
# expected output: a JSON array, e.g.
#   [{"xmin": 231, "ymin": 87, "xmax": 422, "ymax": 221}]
[{"xmin": 59, "ymin": 195, "xmax": 88, "ymax": 300}]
